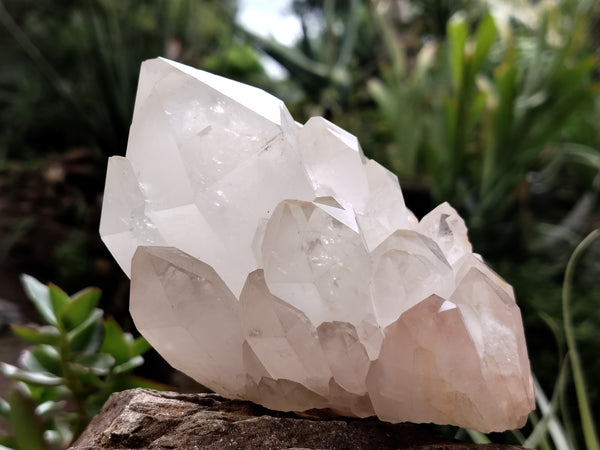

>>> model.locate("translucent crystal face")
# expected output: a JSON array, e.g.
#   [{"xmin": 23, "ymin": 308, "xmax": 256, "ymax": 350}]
[{"xmin": 100, "ymin": 57, "xmax": 535, "ymax": 432}]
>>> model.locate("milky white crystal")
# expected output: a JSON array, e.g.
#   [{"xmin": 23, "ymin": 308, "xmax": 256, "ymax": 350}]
[{"xmin": 100, "ymin": 57, "xmax": 535, "ymax": 432}]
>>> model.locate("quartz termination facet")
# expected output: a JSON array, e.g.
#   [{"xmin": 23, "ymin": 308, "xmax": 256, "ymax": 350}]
[{"xmin": 100, "ymin": 57, "xmax": 535, "ymax": 432}]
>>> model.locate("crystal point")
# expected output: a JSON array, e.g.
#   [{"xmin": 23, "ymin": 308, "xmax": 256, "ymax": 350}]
[{"xmin": 101, "ymin": 58, "xmax": 535, "ymax": 432}]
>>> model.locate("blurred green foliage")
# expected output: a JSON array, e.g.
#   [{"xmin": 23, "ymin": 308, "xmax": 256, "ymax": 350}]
[
  {"xmin": 251, "ymin": 0, "xmax": 599, "ymax": 254},
  {"xmin": 0, "ymin": 0, "xmax": 268, "ymax": 304},
  {"xmin": 0, "ymin": 276, "xmax": 162, "ymax": 449},
  {"xmin": 0, "ymin": 0, "xmax": 265, "ymax": 164},
  {"xmin": 371, "ymin": 1, "xmax": 598, "ymax": 255}
]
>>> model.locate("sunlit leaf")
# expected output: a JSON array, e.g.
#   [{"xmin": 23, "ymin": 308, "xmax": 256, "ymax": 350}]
[
  {"xmin": 471, "ymin": 14, "xmax": 497, "ymax": 74},
  {"xmin": 29, "ymin": 346, "xmax": 62, "ymax": 376},
  {"xmin": 1, "ymin": 363, "xmax": 63, "ymax": 386},
  {"xmin": 28, "ymin": 384, "xmax": 69, "ymax": 404},
  {"xmin": 20, "ymin": 274, "xmax": 56, "ymax": 326},
  {"xmin": 10, "ymin": 324, "xmax": 60, "ymax": 346},
  {"xmin": 61, "ymin": 287, "xmax": 101, "ymax": 331},
  {"xmin": 466, "ymin": 429, "xmax": 492, "ymax": 444},
  {"xmin": 43, "ymin": 429, "xmax": 62, "ymax": 446},
  {"xmin": 35, "ymin": 399, "xmax": 66, "ymax": 416},
  {"xmin": 114, "ymin": 356, "xmax": 143, "ymax": 375},
  {"xmin": 48, "ymin": 419, "xmax": 74, "ymax": 448},
  {"xmin": 561, "ymin": 143, "xmax": 600, "ymax": 171},
  {"xmin": 20, "ymin": 349, "xmax": 49, "ymax": 374},
  {"xmin": 48, "ymin": 283, "xmax": 70, "ymax": 323},
  {"xmin": 131, "ymin": 336, "xmax": 152, "ymax": 357},
  {"xmin": 447, "ymin": 12, "xmax": 468, "ymax": 92},
  {"xmin": 0, "ymin": 397, "xmax": 9, "ymax": 418},
  {"xmin": 525, "ymin": 371, "xmax": 572, "ymax": 450},
  {"xmin": 0, "ymin": 439, "xmax": 17, "ymax": 450},
  {"xmin": 72, "ymin": 353, "xmax": 115, "ymax": 375},
  {"xmin": 100, "ymin": 317, "xmax": 130, "ymax": 364},
  {"xmin": 8, "ymin": 383, "xmax": 46, "ymax": 450},
  {"xmin": 67, "ymin": 309, "xmax": 104, "ymax": 354},
  {"xmin": 241, "ymin": 29, "xmax": 331, "ymax": 89}
]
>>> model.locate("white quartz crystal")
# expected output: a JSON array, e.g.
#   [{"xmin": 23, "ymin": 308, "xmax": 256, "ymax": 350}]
[{"xmin": 100, "ymin": 57, "xmax": 535, "ymax": 432}]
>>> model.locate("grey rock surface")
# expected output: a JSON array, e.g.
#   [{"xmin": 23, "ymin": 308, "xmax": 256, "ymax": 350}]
[{"xmin": 70, "ymin": 388, "xmax": 527, "ymax": 450}]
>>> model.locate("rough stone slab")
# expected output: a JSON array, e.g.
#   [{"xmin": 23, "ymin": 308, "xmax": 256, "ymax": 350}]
[{"xmin": 70, "ymin": 388, "xmax": 526, "ymax": 450}]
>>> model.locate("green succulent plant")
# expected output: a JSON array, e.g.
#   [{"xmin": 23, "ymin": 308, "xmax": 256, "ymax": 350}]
[{"xmin": 0, "ymin": 276, "xmax": 163, "ymax": 450}]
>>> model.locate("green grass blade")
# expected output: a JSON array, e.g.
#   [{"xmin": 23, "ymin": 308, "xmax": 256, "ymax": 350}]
[
  {"xmin": 466, "ymin": 429, "xmax": 491, "ymax": 444},
  {"xmin": 510, "ymin": 428, "xmax": 527, "ymax": 446},
  {"xmin": 532, "ymin": 374, "xmax": 572, "ymax": 450},
  {"xmin": 335, "ymin": 0, "xmax": 359, "ymax": 71},
  {"xmin": 471, "ymin": 14, "xmax": 497, "ymax": 74},
  {"xmin": 241, "ymin": 29, "xmax": 329, "ymax": 86},
  {"xmin": 562, "ymin": 229, "xmax": 600, "ymax": 450},
  {"xmin": 447, "ymin": 12, "xmax": 468, "ymax": 93},
  {"xmin": 524, "ymin": 369, "xmax": 571, "ymax": 449},
  {"xmin": 527, "ymin": 409, "xmax": 553, "ymax": 450},
  {"xmin": 371, "ymin": 1, "xmax": 406, "ymax": 79}
]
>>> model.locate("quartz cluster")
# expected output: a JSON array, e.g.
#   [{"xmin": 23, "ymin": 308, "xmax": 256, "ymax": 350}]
[{"xmin": 100, "ymin": 57, "xmax": 535, "ymax": 432}]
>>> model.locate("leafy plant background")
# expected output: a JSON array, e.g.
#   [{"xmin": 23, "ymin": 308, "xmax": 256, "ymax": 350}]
[{"xmin": 0, "ymin": 0, "xmax": 598, "ymax": 448}]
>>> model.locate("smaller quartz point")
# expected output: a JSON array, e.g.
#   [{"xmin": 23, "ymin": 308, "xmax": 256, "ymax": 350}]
[
  {"xmin": 297, "ymin": 117, "xmax": 369, "ymax": 211},
  {"xmin": 262, "ymin": 200, "xmax": 374, "ymax": 327},
  {"xmin": 317, "ymin": 322, "xmax": 371, "ymax": 395},
  {"xmin": 367, "ymin": 294, "xmax": 491, "ymax": 430},
  {"xmin": 101, "ymin": 57, "xmax": 535, "ymax": 433},
  {"xmin": 240, "ymin": 270, "xmax": 332, "ymax": 396},
  {"xmin": 130, "ymin": 246, "xmax": 245, "ymax": 398},
  {"xmin": 356, "ymin": 160, "xmax": 410, "ymax": 251},
  {"xmin": 417, "ymin": 202, "xmax": 472, "ymax": 265},
  {"xmin": 370, "ymin": 230, "xmax": 454, "ymax": 326},
  {"xmin": 99, "ymin": 157, "xmax": 167, "ymax": 275}
]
